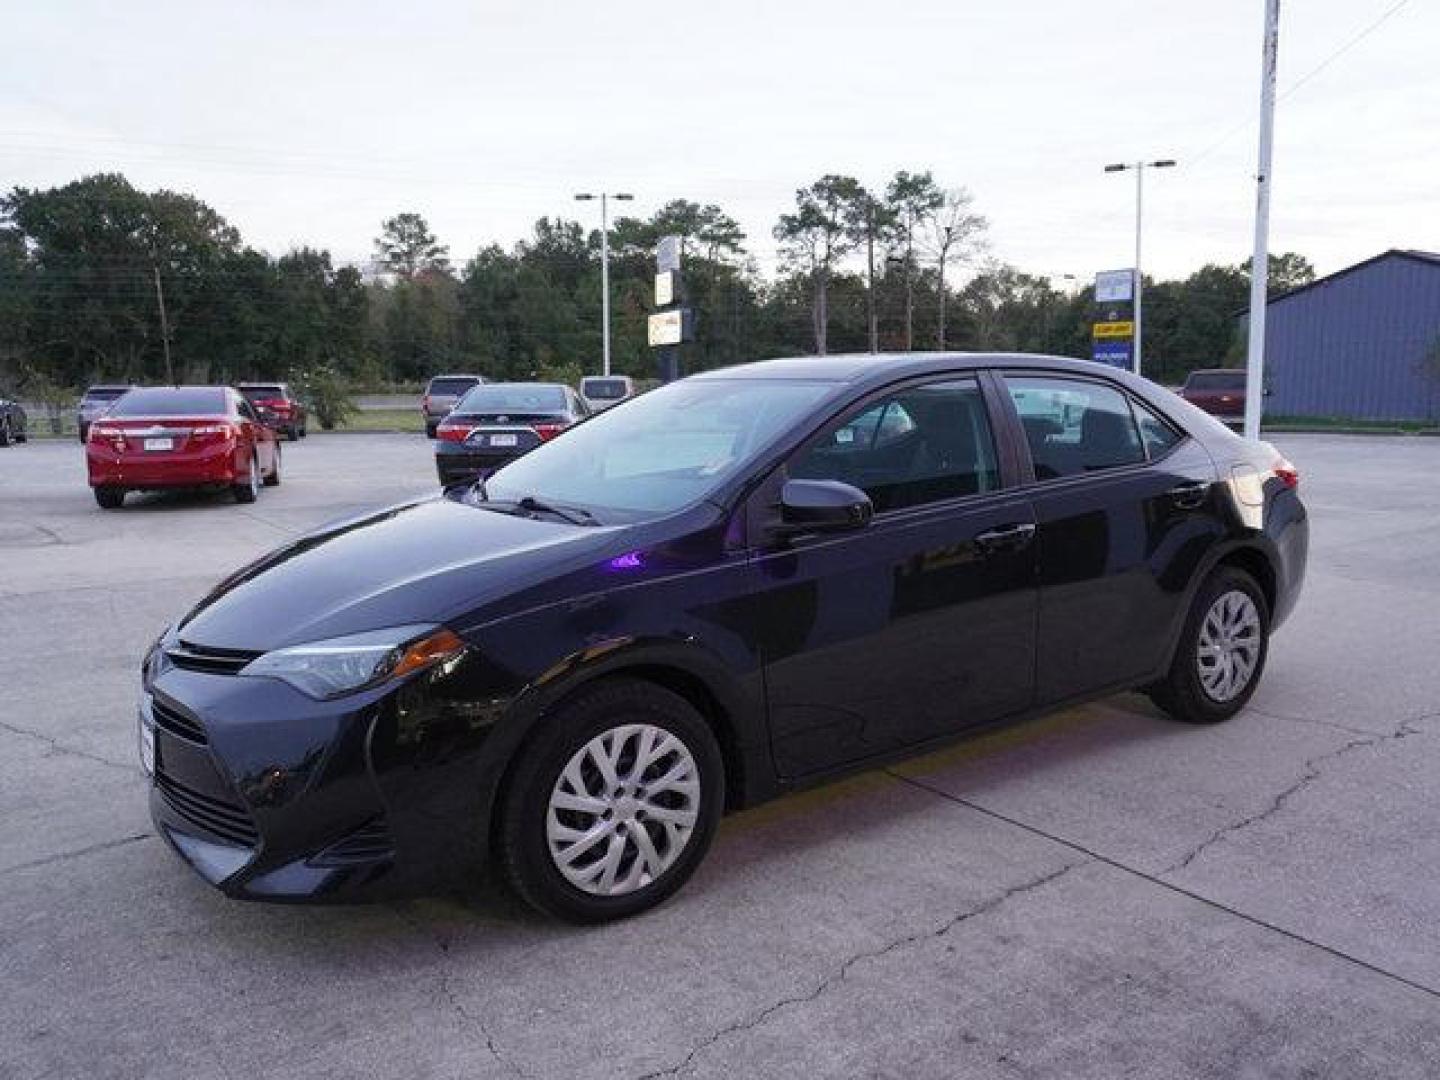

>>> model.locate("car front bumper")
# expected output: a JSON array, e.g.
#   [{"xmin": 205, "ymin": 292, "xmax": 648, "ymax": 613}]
[{"xmin": 140, "ymin": 635, "xmax": 517, "ymax": 901}]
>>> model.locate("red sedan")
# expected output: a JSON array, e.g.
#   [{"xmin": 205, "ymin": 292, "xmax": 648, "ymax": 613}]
[{"xmin": 86, "ymin": 386, "xmax": 281, "ymax": 509}]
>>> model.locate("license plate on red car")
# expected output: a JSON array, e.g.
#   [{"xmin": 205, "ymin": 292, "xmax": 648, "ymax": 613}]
[
  {"xmin": 143, "ymin": 437, "xmax": 174, "ymax": 451},
  {"xmin": 489, "ymin": 434, "xmax": 518, "ymax": 447}
]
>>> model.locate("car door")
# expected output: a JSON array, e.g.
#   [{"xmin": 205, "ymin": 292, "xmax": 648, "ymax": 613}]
[
  {"xmin": 235, "ymin": 397, "xmax": 273, "ymax": 473},
  {"xmin": 745, "ymin": 373, "xmax": 1038, "ymax": 779},
  {"xmin": 1000, "ymin": 371, "xmax": 1225, "ymax": 703}
]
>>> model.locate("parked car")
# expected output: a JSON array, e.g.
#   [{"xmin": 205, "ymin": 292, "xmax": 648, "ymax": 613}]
[
  {"xmin": 579, "ymin": 374, "xmax": 636, "ymax": 413},
  {"xmin": 76, "ymin": 384, "xmax": 136, "ymax": 442},
  {"xmin": 237, "ymin": 382, "xmax": 308, "ymax": 440},
  {"xmin": 432, "ymin": 382, "xmax": 588, "ymax": 486},
  {"xmin": 138, "ymin": 353, "xmax": 1306, "ymax": 922},
  {"xmin": 1180, "ymin": 368, "xmax": 1247, "ymax": 424},
  {"xmin": 0, "ymin": 391, "xmax": 27, "ymax": 446},
  {"xmin": 421, "ymin": 373, "xmax": 486, "ymax": 438},
  {"xmin": 87, "ymin": 386, "xmax": 280, "ymax": 509}
]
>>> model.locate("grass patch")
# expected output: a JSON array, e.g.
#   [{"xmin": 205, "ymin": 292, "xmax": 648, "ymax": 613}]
[
  {"xmin": 333, "ymin": 408, "xmax": 425, "ymax": 433},
  {"xmin": 1263, "ymin": 415, "xmax": 1438, "ymax": 434}
]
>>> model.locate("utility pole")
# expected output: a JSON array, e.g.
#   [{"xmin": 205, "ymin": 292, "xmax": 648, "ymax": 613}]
[
  {"xmin": 152, "ymin": 265, "xmax": 174, "ymax": 384},
  {"xmin": 1103, "ymin": 158, "xmax": 1175, "ymax": 376},
  {"xmin": 574, "ymin": 191, "xmax": 633, "ymax": 376},
  {"xmin": 1244, "ymin": 0, "xmax": 1281, "ymax": 441},
  {"xmin": 866, "ymin": 202, "xmax": 878, "ymax": 354}
]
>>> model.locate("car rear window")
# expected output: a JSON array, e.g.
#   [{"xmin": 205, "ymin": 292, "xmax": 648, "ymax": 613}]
[
  {"xmin": 83, "ymin": 387, "xmax": 131, "ymax": 402},
  {"xmin": 457, "ymin": 385, "xmax": 567, "ymax": 412},
  {"xmin": 429, "ymin": 377, "xmax": 481, "ymax": 396},
  {"xmin": 240, "ymin": 385, "xmax": 285, "ymax": 399},
  {"xmin": 582, "ymin": 378, "xmax": 630, "ymax": 400},
  {"xmin": 1185, "ymin": 371, "xmax": 1245, "ymax": 392},
  {"xmin": 108, "ymin": 388, "xmax": 229, "ymax": 417}
]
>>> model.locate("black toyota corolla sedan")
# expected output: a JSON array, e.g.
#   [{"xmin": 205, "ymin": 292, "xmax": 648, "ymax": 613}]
[{"xmin": 140, "ymin": 353, "xmax": 1307, "ymax": 922}]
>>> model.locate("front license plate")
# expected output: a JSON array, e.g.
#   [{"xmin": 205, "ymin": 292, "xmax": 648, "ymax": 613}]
[
  {"xmin": 489, "ymin": 434, "xmax": 518, "ymax": 447},
  {"xmin": 143, "ymin": 437, "xmax": 174, "ymax": 451}
]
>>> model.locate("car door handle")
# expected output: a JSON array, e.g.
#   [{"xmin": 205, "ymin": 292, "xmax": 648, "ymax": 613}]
[
  {"xmin": 1167, "ymin": 481, "xmax": 1210, "ymax": 510},
  {"xmin": 974, "ymin": 522, "xmax": 1037, "ymax": 554}
]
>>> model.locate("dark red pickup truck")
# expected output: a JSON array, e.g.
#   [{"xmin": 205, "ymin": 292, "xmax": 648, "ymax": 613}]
[{"xmin": 1180, "ymin": 369, "xmax": 1246, "ymax": 424}]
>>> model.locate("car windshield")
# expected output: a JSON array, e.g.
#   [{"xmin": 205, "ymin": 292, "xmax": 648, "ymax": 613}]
[
  {"xmin": 429, "ymin": 378, "xmax": 479, "ymax": 396},
  {"xmin": 457, "ymin": 385, "xmax": 568, "ymax": 413},
  {"xmin": 1186, "ymin": 371, "xmax": 1245, "ymax": 391},
  {"xmin": 482, "ymin": 377, "xmax": 834, "ymax": 522},
  {"xmin": 108, "ymin": 388, "xmax": 228, "ymax": 416},
  {"xmin": 582, "ymin": 379, "xmax": 629, "ymax": 400}
]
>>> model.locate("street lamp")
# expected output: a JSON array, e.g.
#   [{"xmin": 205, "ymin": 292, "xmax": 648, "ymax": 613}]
[
  {"xmin": 574, "ymin": 192, "xmax": 634, "ymax": 377},
  {"xmin": 1102, "ymin": 159, "xmax": 1175, "ymax": 376}
]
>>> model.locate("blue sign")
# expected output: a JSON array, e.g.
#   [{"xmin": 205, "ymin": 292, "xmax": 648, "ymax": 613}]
[{"xmin": 1092, "ymin": 341, "xmax": 1132, "ymax": 370}]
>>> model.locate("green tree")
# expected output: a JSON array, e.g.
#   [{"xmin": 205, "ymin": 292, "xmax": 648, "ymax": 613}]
[
  {"xmin": 374, "ymin": 212, "xmax": 449, "ymax": 280},
  {"xmin": 885, "ymin": 170, "xmax": 944, "ymax": 350},
  {"xmin": 774, "ymin": 175, "xmax": 863, "ymax": 355}
]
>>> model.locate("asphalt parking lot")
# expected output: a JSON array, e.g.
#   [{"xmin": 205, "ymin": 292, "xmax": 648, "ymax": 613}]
[{"xmin": 2, "ymin": 431, "xmax": 1439, "ymax": 1079}]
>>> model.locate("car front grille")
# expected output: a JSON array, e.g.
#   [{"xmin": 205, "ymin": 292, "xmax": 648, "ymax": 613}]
[
  {"xmin": 155, "ymin": 769, "xmax": 259, "ymax": 848},
  {"xmin": 165, "ymin": 640, "xmax": 261, "ymax": 676},
  {"xmin": 151, "ymin": 695, "xmax": 207, "ymax": 745},
  {"xmin": 307, "ymin": 818, "xmax": 395, "ymax": 868}
]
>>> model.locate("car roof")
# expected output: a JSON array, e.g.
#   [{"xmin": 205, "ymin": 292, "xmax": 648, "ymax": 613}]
[
  {"xmin": 470, "ymin": 382, "xmax": 569, "ymax": 391},
  {"xmin": 692, "ymin": 352, "xmax": 1120, "ymax": 388},
  {"xmin": 429, "ymin": 373, "xmax": 483, "ymax": 381},
  {"xmin": 85, "ymin": 384, "xmax": 136, "ymax": 392},
  {"xmin": 236, "ymin": 381, "xmax": 286, "ymax": 387}
]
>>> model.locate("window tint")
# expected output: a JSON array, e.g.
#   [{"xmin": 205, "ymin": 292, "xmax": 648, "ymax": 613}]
[
  {"xmin": 109, "ymin": 388, "xmax": 228, "ymax": 417},
  {"xmin": 457, "ymin": 385, "xmax": 568, "ymax": 413},
  {"xmin": 1132, "ymin": 398, "xmax": 1182, "ymax": 459},
  {"xmin": 1006, "ymin": 376, "xmax": 1145, "ymax": 479},
  {"xmin": 791, "ymin": 378, "xmax": 999, "ymax": 513},
  {"xmin": 83, "ymin": 387, "xmax": 131, "ymax": 402}
]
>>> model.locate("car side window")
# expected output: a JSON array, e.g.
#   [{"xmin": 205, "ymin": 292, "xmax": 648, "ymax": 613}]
[
  {"xmin": 1131, "ymin": 398, "xmax": 1182, "ymax": 459},
  {"xmin": 1005, "ymin": 375, "xmax": 1145, "ymax": 480},
  {"xmin": 237, "ymin": 398, "xmax": 257, "ymax": 422},
  {"xmin": 790, "ymin": 378, "xmax": 1000, "ymax": 513}
]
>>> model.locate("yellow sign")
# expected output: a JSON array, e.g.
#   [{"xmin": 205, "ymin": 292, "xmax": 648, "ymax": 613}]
[{"xmin": 1093, "ymin": 320, "xmax": 1135, "ymax": 340}]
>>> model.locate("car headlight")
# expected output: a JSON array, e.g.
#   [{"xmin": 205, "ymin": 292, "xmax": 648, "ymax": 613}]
[{"xmin": 239, "ymin": 624, "xmax": 465, "ymax": 700}]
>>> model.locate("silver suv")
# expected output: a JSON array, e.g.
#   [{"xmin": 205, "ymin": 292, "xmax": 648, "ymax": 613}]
[{"xmin": 421, "ymin": 374, "xmax": 485, "ymax": 438}]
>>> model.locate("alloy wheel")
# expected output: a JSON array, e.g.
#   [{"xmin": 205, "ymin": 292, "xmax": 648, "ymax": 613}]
[
  {"xmin": 1196, "ymin": 589, "xmax": 1262, "ymax": 702},
  {"xmin": 545, "ymin": 723, "xmax": 700, "ymax": 897}
]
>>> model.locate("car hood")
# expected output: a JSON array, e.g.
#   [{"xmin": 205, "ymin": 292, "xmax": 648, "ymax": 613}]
[{"xmin": 177, "ymin": 497, "xmax": 625, "ymax": 651}]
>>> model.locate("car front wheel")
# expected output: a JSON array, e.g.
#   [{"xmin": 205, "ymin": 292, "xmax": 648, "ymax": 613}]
[
  {"xmin": 94, "ymin": 486, "xmax": 125, "ymax": 509},
  {"xmin": 233, "ymin": 454, "xmax": 260, "ymax": 504},
  {"xmin": 263, "ymin": 445, "xmax": 282, "ymax": 486},
  {"xmin": 499, "ymin": 679, "xmax": 724, "ymax": 923},
  {"xmin": 1148, "ymin": 566, "xmax": 1270, "ymax": 724}
]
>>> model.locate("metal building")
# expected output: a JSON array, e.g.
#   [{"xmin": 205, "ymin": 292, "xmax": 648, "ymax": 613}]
[{"xmin": 1263, "ymin": 249, "xmax": 1440, "ymax": 422}]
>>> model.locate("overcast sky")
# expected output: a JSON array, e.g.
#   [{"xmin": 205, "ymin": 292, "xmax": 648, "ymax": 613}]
[{"xmin": 3, "ymin": 0, "xmax": 1434, "ymax": 285}]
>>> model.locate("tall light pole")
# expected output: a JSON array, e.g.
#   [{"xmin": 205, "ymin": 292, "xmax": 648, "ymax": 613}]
[
  {"xmin": 1103, "ymin": 159, "xmax": 1175, "ymax": 376},
  {"xmin": 1244, "ymin": 0, "xmax": 1281, "ymax": 441},
  {"xmin": 574, "ymin": 191, "xmax": 633, "ymax": 376}
]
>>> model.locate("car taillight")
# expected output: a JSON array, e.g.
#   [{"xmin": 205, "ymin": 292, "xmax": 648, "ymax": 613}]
[
  {"xmin": 88, "ymin": 424, "xmax": 126, "ymax": 452},
  {"xmin": 188, "ymin": 424, "xmax": 239, "ymax": 443},
  {"xmin": 435, "ymin": 423, "xmax": 473, "ymax": 443},
  {"xmin": 1272, "ymin": 456, "xmax": 1300, "ymax": 489},
  {"xmin": 531, "ymin": 422, "xmax": 568, "ymax": 441}
]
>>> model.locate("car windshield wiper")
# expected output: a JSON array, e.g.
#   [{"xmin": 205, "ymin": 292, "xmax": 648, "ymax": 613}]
[{"xmin": 466, "ymin": 484, "xmax": 598, "ymax": 526}]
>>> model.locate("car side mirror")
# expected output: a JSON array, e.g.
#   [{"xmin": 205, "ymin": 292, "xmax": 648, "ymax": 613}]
[{"xmin": 777, "ymin": 479, "xmax": 873, "ymax": 535}]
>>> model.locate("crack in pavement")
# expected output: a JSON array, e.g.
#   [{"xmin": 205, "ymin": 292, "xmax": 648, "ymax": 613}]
[
  {"xmin": 1, "ymin": 832, "xmax": 151, "ymax": 877},
  {"xmin": 387, "ymin": 903, "xmax": 530, "ymax": 1079},
  {"xmin": 0, "ymin": 719, "xmax": 134, "ymax": 772},
  {"xmin": 634, "ymin": 860, "xmax": 1087, "ymax": 1080},
  {"xmin": 1162, "ymin": 713, "xmax": 1430, "ymax": 876}
]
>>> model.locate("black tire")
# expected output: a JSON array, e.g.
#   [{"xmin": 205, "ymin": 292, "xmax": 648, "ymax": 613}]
[
  {"xmin": 263, "ymin": 445, "xmax": 282, "ymax": 486},
  {"xmin": 1148, "ymin": 566, "xmax": 1270, "ymax": 724},
  {"xmin": 233, "ymin": 454, "xmax": 260, "ymax": 504},
  {"xmin": 425, "ymin": 422, "xmax": 438, "ymax": 439},
  {"xmin": 0, "ymin": 419, "xmax": 9, "ymax": 447},
  {"xmin": 286, "ymin": 425, "xmax": 299, "ymax": 442},
  {"xmin": 94, "ymin": 486, "xmax": 125, "ymax": 510},
  {"xmin": 498, "ymin": 679, "xmax": 724, "ymax": 924},
  {"xmin": 298, "ymin": 424, "xmax": 307, "ymax": 439}
]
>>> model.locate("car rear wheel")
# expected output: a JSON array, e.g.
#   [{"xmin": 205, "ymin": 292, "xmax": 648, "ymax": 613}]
[
  {"xmin": 1148, "ymin": 566, "xmax": 1270, "ymax": 724},
  {"xmin": 263, "ymin": 445, "xmax": 282, "ymax": 486},
  {"xmin": 0, "ymin": 418, "xmax": 9, "ymax": 447},
  {"xmin": 94, "ymin": 486, "xmax": 125, "ymax": 510},
  {"xmin": 424, "ymin": 422, "xmax": 438, "ymax": 439},
  {"xmin": 498, "ymin": 679, "xmax": 724, "ymax": 924},
  {"xmin": 233, "ymin": 454, "xmax": 260, "ymax": 504}
]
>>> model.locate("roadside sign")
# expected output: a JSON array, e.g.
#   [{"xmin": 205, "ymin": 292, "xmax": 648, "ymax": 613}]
[
  {"xmin": 1092, "ymin": 320, "xmax": 1135, "ymax": 340},
  {"xmin": 1094, "ymin": 269, "xmax": 1134, "ymax": 304},
  {"xmin": 1092, "ymin": 341, "xmax": 1132, "ymax": 369},
  {"xmin": 648, "ymin": 309, "xmax": 693, "ymax": 347},
  {"xmin": 657, "ymin": 235, "xmax": 682, "ymax": 273},
  {"xmin": 654, "ymin": 270, "xmax": 676, "ymax": 307}
]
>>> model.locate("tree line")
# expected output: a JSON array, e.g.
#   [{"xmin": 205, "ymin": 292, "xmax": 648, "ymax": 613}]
[{"xmin": 0, "ymin": 172, "xmax": 1316, "ymax": 402}]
